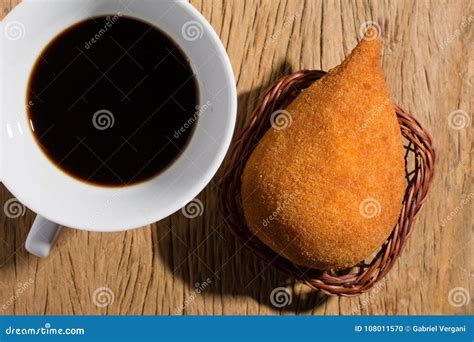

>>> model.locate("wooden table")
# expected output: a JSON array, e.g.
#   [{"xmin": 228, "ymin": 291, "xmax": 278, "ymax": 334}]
[{"xmin": 0, "ymin": 0, "xmax": 472, "ymax": 315}]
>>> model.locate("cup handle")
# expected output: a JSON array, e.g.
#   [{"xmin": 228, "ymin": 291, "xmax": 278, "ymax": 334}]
[{"xmin": 25, "ymin": 216, "xmax": 63, "ymax": 257}]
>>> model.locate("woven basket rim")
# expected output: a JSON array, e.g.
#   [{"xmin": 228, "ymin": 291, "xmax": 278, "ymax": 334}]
[{"xmin": 218, "ymin": 70, "xmax": 436, "ymax": 297}]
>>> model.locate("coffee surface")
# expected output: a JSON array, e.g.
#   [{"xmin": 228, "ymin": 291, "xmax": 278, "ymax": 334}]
[{"xmin": 28, "ymin": 16, "xmax": 198, "ymax": 186}]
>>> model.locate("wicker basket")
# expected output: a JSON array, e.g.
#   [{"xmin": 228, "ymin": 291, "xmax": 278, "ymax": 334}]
[{"xmin": 218, "ymin": 70, "xmax": 436, "ymax": 296}]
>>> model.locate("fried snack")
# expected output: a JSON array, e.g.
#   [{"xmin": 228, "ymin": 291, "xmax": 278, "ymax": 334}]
[{"xmin": 241, "ymin": 29, "xmax": 405, "ymax": 270}]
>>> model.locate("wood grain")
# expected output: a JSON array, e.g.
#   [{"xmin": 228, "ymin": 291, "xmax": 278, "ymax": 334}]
[{"xmin": 0, "ymin": 0, "xmax": 472, "ymax": 315}]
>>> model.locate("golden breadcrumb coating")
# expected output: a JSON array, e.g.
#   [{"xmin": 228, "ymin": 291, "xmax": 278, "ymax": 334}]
[{"xmin": 241, "ymin": 31, "xmax": 405, "ymax": 270}]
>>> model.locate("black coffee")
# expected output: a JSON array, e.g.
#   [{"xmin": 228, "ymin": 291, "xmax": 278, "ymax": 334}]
[{"xmin": 27, "ymin": 16, "xmax": 199, "ymax": 186}]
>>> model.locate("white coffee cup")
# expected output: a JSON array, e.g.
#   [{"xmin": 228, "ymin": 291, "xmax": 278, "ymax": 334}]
[{"xmin": 0, "ymin": 0, "xmax": 236, "ymax": 257}]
